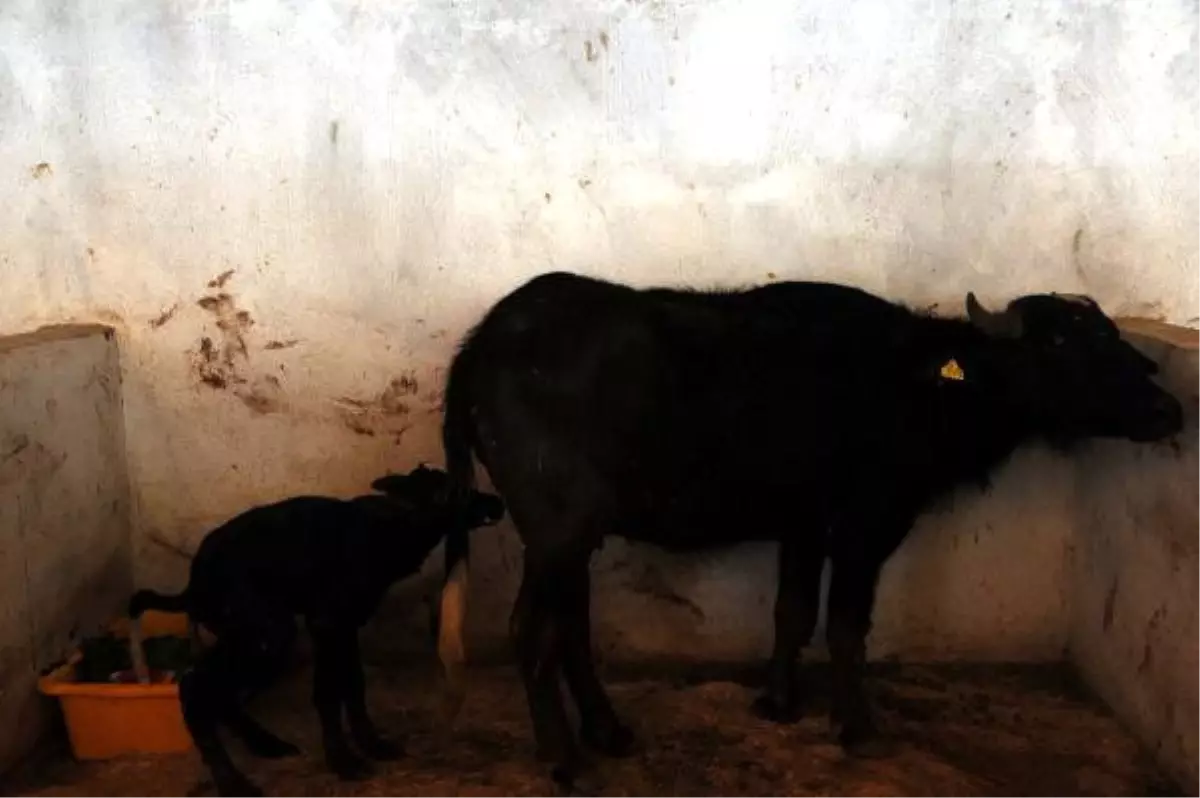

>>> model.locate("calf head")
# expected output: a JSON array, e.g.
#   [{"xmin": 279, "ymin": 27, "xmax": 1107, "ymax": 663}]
[
  {"xmin": 372, "ymin": 464, "xmax": 505, "ymax": 527},
  {"xmin": 966, "ymin": 292, "xmax": 1184, "ymax": 444}
]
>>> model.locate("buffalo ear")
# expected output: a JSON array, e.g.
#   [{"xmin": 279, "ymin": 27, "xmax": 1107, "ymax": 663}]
[
  {"xmin": 966, "ymin": 292, "xmax": 1023, "ymax": 339},
  {"xmin": 1054, "ymin": 292, "xmax": 1099, "ymax": 310}
]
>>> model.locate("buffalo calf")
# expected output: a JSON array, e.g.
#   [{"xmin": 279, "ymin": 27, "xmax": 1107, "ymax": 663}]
[{"xmin": 128, "ymin": 465, "xmax": 504, "ymax": 797}]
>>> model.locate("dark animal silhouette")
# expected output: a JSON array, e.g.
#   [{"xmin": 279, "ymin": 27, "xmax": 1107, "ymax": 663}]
[
  {"xmin": 128, "ymin": 465, "xmax": 504, "ymax": 797},
  {"xmin": 435, "ymin": 271, "xmax": 1183, "ymax": 784}
]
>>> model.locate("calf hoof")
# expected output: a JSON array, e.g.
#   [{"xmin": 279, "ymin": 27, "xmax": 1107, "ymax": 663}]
[
  {"xmin": 214, "ymin": 773, "xmax": 263, "ymax": 798},
  {"xmin": 751, "ymin": 693, "xmax": 802, "ymax": 724},
  {"xmin": 328, "ymin": 749, "xmax": 374, "ymax": 782},
  {"xmin": 358, "ymin": 734, "xmax": 405, "ymax": 762},
  {"xmin": 244, "ymin": 734, "xmax": 300, "ymax": 760},
  {"xmin": 581, "ymin": 720, "xmax": 635, "ymax": 758}
]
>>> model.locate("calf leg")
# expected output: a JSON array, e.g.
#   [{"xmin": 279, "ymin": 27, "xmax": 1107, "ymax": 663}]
[
  {"xmin": 559, "ymin": 562, "xmax": 633, "ymax": 757},
  {"xmin": 753, "ymin": 536, "xmax": 826, "ymax": 723},
  {"xmin": 179, "ymin": 615, "xmax": 294, "ymax": 798},
  {"xmin": 179, "ymin": 641, "xmax": 261, "ymax": 798},
  {"xmin": 309, "ymin": 619, "xmax": 372, "ymax": 781},
  {"xmin": 225, "ymin": 708, "xmax": 301, "ymax": 760},
  {"xmin": 341, "ymin": 628, "xmax": 404, "ymax": 761},
  {"xmin": 511, "ymin": 552, "xmax": 580, "ymax": 784},
  {"xmin": 219, "ymin": 613, "xmax": 299, "ymax": 760}
]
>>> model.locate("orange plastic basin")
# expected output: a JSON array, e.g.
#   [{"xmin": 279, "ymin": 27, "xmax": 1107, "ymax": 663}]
[{"xmin": 37, "ymin": 610, "xmax": 195, "ymax": 760}]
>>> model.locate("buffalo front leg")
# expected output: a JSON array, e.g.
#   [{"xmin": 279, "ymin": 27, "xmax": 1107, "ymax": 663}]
[
  {"xmin": 559, "ymin": 562, "xmax": 634, "ymax": 757},
  {"xmin": 753, "ymin": 536, "xmax": 825, "ymax": 724},
  {"xmin": 825, "ymin": 549, "xmax": 888, "ymax": 754}
]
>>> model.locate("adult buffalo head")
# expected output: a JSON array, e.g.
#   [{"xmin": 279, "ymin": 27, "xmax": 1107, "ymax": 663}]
[{"xmin": 965, "ymin": 291, "xmax": 1183, "ymax": 445}]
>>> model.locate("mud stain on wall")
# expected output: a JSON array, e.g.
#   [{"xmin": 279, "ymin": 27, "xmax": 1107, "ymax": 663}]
[
  {"xmin": 148, "ymin": 303, "xmax": 179, "ymax": 330},
  {"xmin": 333, "ymin": 371, "xmax": 420, "ymax": 441},
  {"xmin": 188, "ymin": 272, "xmax": 286, "ymax": 415}
]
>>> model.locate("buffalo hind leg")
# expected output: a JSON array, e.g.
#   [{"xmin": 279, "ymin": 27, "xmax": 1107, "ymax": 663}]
[
  {"xmin": 560, "ymin": 562, "xmax": 634, "ymax": 757},
  {"xmin": 753, "ymin": 536, "xmax": 826, "ymax": 723},
  {"xmin": 511, "ymin": 551, "xmax": 580, "ymax": 785}
]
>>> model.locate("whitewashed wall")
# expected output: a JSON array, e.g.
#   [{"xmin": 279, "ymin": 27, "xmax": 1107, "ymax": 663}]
[{"xmin": 0, "ymin": 0, "xmax": 1194, "ymax": 652}]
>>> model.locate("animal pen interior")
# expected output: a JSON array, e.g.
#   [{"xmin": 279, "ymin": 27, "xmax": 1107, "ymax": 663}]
[{"xmin": 0, "ymin": 1, "xmax": 1196, "ymax": 797}]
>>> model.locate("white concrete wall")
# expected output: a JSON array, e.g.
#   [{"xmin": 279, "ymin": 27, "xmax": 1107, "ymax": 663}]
[
  {"xmin": 0, "ymin": 325, "xmax": 133, "ymax": 773},
  {"xmin": 0, "ymin": 1, "xmax": 1193, "ymax": 659},
  {"xmin": 1070, "ymin": 322, "xmax": 1198, "ymax": 794}
]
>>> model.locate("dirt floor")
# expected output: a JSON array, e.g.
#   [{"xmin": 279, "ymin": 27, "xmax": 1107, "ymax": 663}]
[{"xmin": 6, "ymin": 661, "xmax": 1181, "ymax": 797}]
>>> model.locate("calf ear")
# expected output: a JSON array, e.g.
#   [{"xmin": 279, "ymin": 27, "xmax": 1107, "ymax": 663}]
[{"xmin": 371, "ymin": 474, "xmax": 408, "ymax": 496}]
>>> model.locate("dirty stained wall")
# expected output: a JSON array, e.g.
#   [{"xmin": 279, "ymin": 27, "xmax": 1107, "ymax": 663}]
[
  {"xmin": 0, "ymin": 0, "xmax": 1195, "ymax": 659},
  {"xmin": 0, "ymin": 325, "xmax": 132, "ymax": 773}
]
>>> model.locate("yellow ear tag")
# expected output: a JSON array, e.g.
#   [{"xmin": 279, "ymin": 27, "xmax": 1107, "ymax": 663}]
[{"xmin": 939, "ymin": 358, "xmax": 965, "ymax": 381}]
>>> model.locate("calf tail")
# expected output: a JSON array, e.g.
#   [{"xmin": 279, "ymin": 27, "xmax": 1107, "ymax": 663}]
[
  {"xmin": 438, "ymin": 336, "xmax": 481, "ymax": 720},
  {"xmin": 127, "ymin": 588, "xmax": 190, "ymax": 685}
]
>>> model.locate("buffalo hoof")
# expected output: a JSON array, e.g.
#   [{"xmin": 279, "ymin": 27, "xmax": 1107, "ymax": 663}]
[
  {"xmin": 537, "ymin": 744, "xmax": 588, "ymax": 795},
  {"xmin": 750, "ymin": 693, "xmax": 803, "ymax": 724},
  {"xmin": 358, "ymin": 733, "xmax": 405, "ymax": 761},
  {"xmin": 841, "ymin": 735, "xmax": 896, "ymax": 759},
  {"xmin": 547, "ymin": 758, "xmax": 580, "ymax": 795},
  {"xmin": 837, "ymin": 722, "xmax": 895, "ymax": 759},
  {"xmin": 581, "ymin": 720, "xmax": 636, "ymax": 758},
  {"xmin": 328, "ymin": 748, "xmax": 373, "ymax": 781},
  {"xmin": 551, "ymin": 764, "xmax": 577, "ymax": 794},
  {"xmin": 550, "ymin": 758, "xmax": 604, "ymax": 797}
]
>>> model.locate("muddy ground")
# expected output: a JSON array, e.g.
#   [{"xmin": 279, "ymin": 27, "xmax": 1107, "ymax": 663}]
[{"xmin": 6, "ymin": 661, "xmax": 1180, "ymax": 796}]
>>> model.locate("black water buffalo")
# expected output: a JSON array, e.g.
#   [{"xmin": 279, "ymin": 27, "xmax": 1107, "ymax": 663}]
[
  {"xmin": 128, "ymin": 465, "xmax": 504, "ymax": 797},
  {"xmin": 434, "ymin": 271, "xmax": 1183, "ymax": 783}
]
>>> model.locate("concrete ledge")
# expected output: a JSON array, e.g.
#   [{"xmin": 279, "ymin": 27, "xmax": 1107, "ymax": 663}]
[
  {"xmin": 0, "ymin": 324, "xmax": 133, "ymax": 773},
  {"xmin": 1070, "ymin": 321, "xmax": 1198, "ymax": 793}
]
